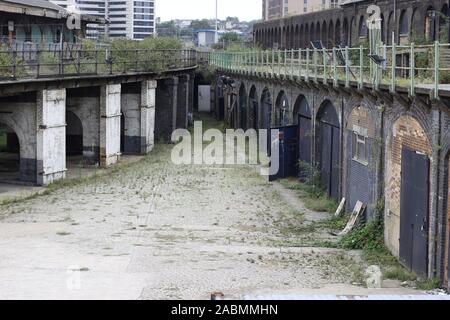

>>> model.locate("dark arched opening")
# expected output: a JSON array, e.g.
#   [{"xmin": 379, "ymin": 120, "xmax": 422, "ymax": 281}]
[
  {"xmin": 387, "ymin": 12, "xmax": 394, "ymax": 44},
  {"xmin": 0, "ymin": 123, "xmax": 20, "ymax": 182},
  {"xmin": 426, "ymin": 6, "xmax": 437, "ymax": 42},
  {"xmin": 274, "ymin": 91, "xmax": 289, "ymax": 127},
  {"xmin": 335, "ymin": 19, "xmax": 341, "ymax": 46},
  {"xmin": 260, "ymin": 88, "xmax": 272, "ymax": 131},
  {"xmin": 66, "ymin": 110, "xmax": 83, "ymax": 156},
  {"xmin": 315, "ymin": 21, "xmax": 320, "ymax": 42},
  {"xmin": 239, "ymin": 83, "xmax": 247, "ymax": 130},
  {"xmin": 328, "ymin": 20, "xmax": 334, "ymax": 47},
  {"xmin": 316, "ymin": 100, "xmax": 340, "ymax": 200},
  {"xmin": 358, "ymin": 15, "xmax": 368, "ymax": 39},
  {"xmin": 322, "ymin": 21, "xmax": 327, "ymax": 45},
  {"xmin": 293, "ymin": 95, "xmax": 312, "ymax": 178},
  {"xmin": 343, "ymin": 18, "xmax": 349, "ymax": 46},
  {"xmin": 249, "ymin": 86, "xmax": 258, "ymax": 130},
  {"xmin": 399, "ymin": 10, "xmax": 409, "ymax": 39}
]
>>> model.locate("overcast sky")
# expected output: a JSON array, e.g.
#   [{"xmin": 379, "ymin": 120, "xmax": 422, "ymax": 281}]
[{"xmin": 157, "ymin": 0, "xmax": 262, "ymax": 22}]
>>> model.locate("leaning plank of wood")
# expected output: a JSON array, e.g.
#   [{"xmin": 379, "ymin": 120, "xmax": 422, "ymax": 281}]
[
  {"xmin": 334, "ymin": 198, "xmax": 346, "ymax": 217},
  {"xmin": 338, "ymin": 201, "xmax": 366, "ymax": 237}
]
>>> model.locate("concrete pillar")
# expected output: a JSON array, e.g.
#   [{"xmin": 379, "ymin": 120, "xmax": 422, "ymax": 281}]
[
  {"xmin": 176, "ymin": 75, "xmax": 189, "ymax": 129},
  {"xmin": 188, "ymin": 74, "xmax": 194, "ymax": 126},
  {"xmin": 100, "ymin": 84, "xmax": 121, "ymax": 167},
  {"xmin": 155, "ymin": 77, "xmax": 178, "ymax": 142},
  {"xmin": 36, "ymin": 89, "xmax": 66, "ymax": 185},
  {"xmin": 120, "ymin": 80, "xmax": 157, "ymax": 155},
  {"xmin": 140, "ymin": 80, "xmax": 157, "ymax": 154}
]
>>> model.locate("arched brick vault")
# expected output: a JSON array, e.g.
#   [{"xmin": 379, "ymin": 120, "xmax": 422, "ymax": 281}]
[
  {"xmin": 254, "ymin": 0, "xmax": 447, "ymax": 49},
  {"xmin": 215, "ymin": 75, "xmax": 447, "ymax": 252},
  {"xmin": 343, "ymin": 98, "xmax": 383, "ymax": 219},
  {"xmin": 383, "ymin": 98, "xmax": 435, "ymax": 262}
]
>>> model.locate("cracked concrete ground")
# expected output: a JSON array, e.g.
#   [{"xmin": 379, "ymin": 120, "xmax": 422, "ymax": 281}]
[{"xmin": 0, "ymin": 140, "xmax": 423, "ymax": 299}]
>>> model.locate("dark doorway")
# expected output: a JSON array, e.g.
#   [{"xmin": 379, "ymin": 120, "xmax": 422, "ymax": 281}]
[
  {"xmin": 260, "ymin": 88, "xmax": 272, "ymax": 130},
  {"xmin": 399, "ymin": 147, "xmax": 429, "ymax": 277},
  {"xmin": 260, "ymin": 88, "xmax": 272, "ymax": 155},
  {"xmin": 269, "ymin": 125, "xmax": 298, "ymax": 181},
  {"xmin": 0, "ymin": 124, "xmax": 20, "ymax": 181},
  {"xmin": 275, "ymin": 91, "xmax": 289, "ymax": 127},
  {"xmin": 293, "ymin": 96, "xmax": 312, "ymax": 179},
  {"xmin": 317, "ymin": 101, "xmax": 340, "ymax": 200},
  {"xmin": 120, "ymin": 114, "xmax": 125, "ymax": 153},
  {"xmin": 249, "ymin": 86, "xmax": 258, "ymax": 129},
  {"xmin": 66, "ymin": 111, "xmax": 83, "ymax": 156},
  {"xmin": 239, "ymin": 84, "xmax": 247, "ymax": 130}
]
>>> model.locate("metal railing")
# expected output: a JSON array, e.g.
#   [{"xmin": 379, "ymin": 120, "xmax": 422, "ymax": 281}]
[
  {"xmin": 208, "ymin": 42, "xmax": 450, "ymax": 99},
  {"xmin": 0, "ymin": 48, "xmax": 197, "ymax": 81}
]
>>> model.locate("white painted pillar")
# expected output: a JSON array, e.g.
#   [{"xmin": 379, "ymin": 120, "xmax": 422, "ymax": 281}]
[
  {"xmin": 140, "ymin": 80, "xmax": 157, "ymax": 154},
  {"xmin": 36, "ymin": 89, "xmax": 67, "ymax": 185},
  {"xmin": 100, "ymin": 84, "xmax": 121, "ymax": 167}
]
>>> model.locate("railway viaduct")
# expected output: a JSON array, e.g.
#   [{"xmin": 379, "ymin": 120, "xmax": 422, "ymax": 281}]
[
  {"xmin": 254, "ymin": 0, "xmax": 450, "ymax": 49},
  {"xmin": 210, "ymin": 0, "xmax": 450, "ymax": 287},
  {"xmin": 0, "ymin": 51, "xmax": 195, "ymax": 186}
]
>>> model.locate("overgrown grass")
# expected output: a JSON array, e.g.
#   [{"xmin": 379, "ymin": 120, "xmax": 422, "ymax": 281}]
[
  {"xmin": 279, "ymin": 177, "xmax": 338, "ymax": 213},
  {"xmin": 337, "ymin": 206, "xmax": 399, "ymax": 267},
  {"xmin": 416, "ymin": 278, "xmax": 441, "ymax": 290},
  {"xmin": 384, "ymin": 267, "xmax": 417, "ymax": 282}
]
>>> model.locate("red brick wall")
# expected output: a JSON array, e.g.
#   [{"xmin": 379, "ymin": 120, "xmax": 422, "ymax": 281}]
[{"xmin": 385, "ymin": 115, "xmax": 432, "ymax": 257}]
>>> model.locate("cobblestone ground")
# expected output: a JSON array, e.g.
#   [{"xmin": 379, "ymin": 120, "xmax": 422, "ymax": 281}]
[{"xmin": 0, "ymin": 122, "xmax": 422, "ymax": 299}]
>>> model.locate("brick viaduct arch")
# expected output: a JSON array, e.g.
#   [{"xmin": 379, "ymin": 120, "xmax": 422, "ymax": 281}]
[
  {"xmin": 254, "ymin": 0, "xmax": 449, "ymax": 49},
  {"xmin": 214, "ymin": 71, "xmax": 450, "ymax": 285}
]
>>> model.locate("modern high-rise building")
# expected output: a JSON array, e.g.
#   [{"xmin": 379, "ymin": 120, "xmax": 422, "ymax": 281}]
[
  {"xmin": 262, "ymin": 0, "xmax": 342, "ymax": 20},
  {"xmin": 50, "ymin": 0, "xmax": 155, "ymax": 40}
]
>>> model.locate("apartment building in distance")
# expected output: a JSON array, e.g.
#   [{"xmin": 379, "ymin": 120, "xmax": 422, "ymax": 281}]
[
  {"xmin": 262, "ymin": 0, "xmax": 341, "ymax": 21},
  {"xmin": 50, "ymin": 0, "xmax": 155, "ymax": 40}
]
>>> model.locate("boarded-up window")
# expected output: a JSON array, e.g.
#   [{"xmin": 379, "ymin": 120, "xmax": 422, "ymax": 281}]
[{"xmin": 352, "ymin": 132, "xmax": 368, "ymax": 165}]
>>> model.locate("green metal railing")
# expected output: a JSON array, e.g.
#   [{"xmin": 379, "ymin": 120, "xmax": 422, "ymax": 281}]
[
  {"xmin": 207, "ymin": 42, "xmax": 450, "ymax": 99},
  {"xmin": 0, "ymin": 48, "xmax": 197, "ymax": 81}
]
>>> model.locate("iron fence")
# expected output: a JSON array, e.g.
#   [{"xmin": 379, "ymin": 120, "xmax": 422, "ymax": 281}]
[
  {"xmin": 208, "ymin": 42, "xmax": 450, "ymax": 99},
  {"xmin": 0, "ymin": 48, "xmax": 197, "ymax": 81}
]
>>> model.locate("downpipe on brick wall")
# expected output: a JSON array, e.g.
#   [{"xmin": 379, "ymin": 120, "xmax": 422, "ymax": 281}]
[{"xmin": 433, "ymin": 109, "xmax": 442, "ymax": 279}]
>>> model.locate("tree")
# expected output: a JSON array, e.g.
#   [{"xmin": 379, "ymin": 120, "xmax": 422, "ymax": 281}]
[
  {"xmin": 219, "ymin": 32, "xmax": 240, "ymax": 43},
  {"xmin": 190, "ymin": 19, "xmax": 212, "ymax": 30},
  {"xmin": 156, "ymin": 21, "xmax": 180, "ymax": 37}
]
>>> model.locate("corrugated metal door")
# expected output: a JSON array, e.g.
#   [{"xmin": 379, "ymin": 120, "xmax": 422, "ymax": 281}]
[{"xmin": 399, "ymin": 147, "xmax": 429, "ymax": 277}]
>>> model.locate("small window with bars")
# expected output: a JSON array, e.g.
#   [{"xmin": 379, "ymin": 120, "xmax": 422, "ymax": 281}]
[{"xmin": 352, "ymin": 132, "xmax": 369, "ymax": 165}]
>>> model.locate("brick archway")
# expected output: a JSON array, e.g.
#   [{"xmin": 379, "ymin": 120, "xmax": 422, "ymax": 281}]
[{"xmin": 385, "ymin": 115, "xmax": 432, "ymax": 262}]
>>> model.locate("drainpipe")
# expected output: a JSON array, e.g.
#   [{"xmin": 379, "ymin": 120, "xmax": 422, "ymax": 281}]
[
  {"xmin": 340, "ymin": 98, "xmax": 345, "ymax": 201},
  {"xmin": 378, "ymin": 103, "xmax": 385, "ymax": 221},
  {"xmin": 432, "ymin": 109, "xmax": 442, "ymax": 279}
]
